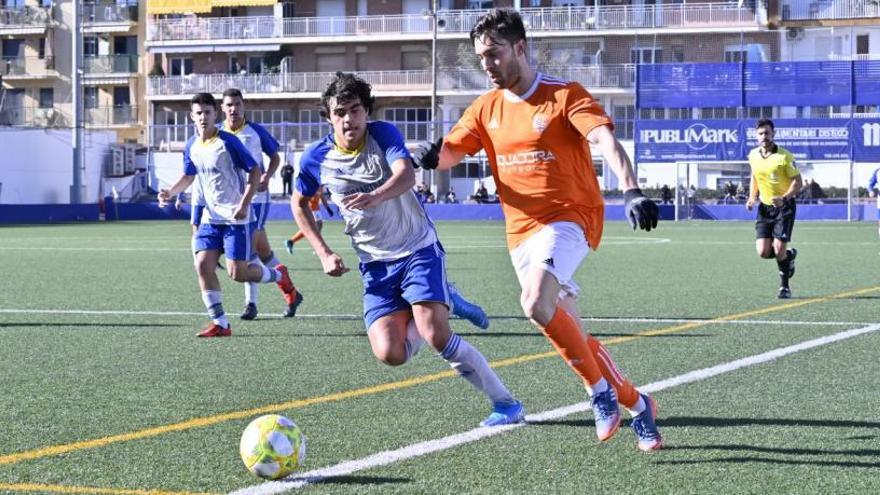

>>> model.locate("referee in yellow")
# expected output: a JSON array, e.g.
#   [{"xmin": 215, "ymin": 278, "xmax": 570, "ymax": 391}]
[{"xmin": 746, "ymin": 118, "xmax": 803, "ymax": 299}]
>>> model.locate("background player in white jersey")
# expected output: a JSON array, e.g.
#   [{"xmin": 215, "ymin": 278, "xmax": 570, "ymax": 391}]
[
  {"xmin": 291, "ymin": 72, "xmax": 520, "ymax": 425},
  {"xmin": 158, "ymin": 92, "xmax": 298, "ymax": 337},
  {"xmin": 220, "ymin": 88, "xmax": 303, "ymax": 320},
  {"xmin": 869, "ymin": 167, "xmax": 880, "ymax": 238}
]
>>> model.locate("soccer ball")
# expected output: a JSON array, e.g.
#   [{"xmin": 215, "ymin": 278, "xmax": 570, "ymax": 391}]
[{"xmin": 239, "ymin": 414, "xmax": 307, "ymax": 480}]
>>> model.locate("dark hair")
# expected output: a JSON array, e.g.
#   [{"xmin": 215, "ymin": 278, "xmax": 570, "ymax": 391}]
[
  {"xmin": 190, "ymin": 92, "xmax": 217, "ymax": 108},
  {"xmin": 756, "ymin": 118, "xmax": 775, "ymax": 130},
  {"xmin": 320, "ymin": 72, "xmax": 375, "ymax": 118},
  {"xmin": 222, "ymin": 88, "xmax": 244, "ymax": 100},
  {"xmin": 469, "ymin": 8, "xmax": 527, "ymax": 47}
]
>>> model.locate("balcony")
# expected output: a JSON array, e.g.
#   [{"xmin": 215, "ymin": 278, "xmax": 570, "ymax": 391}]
[
  {"xmin": 83, "ymin": 54, "xmax": 138, "ymax": 75},
  {"xmin": 85, "ymin": 105, "xmax": 138, "ymax": 127},
  {"xmin": 147, "ymin": 70, "xmax": 432, "ymax": 98},
  {"xmin": 82, "ymin": 2, "xmax": 138, "ymax": 33},
  {"xmin": 0, "ymin": 106, "xmax": 68, "ymax": 127},
  {"xmin": 0, "ymin": 56, "xmax": 56, "ymax": 79},
  {"xmin": 146, "ymin": 2, "xmax": 764, "ymax": 45},
  {"xmin": 146, "ymin": 65, "xmax": 633, "ymax": 99},
  {"xmin": 0, "ymin": 6, "xmax": 53, "ymax": 35},
  {"xmin": 781, "ymin": 0, "xmax": 880, "ymax": 21}
]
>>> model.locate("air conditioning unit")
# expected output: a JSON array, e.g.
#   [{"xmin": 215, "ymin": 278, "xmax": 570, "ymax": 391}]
[
  {"xmin": 123, "ymin": 144, "xmax": 137, "ymax": 174},
  {"xmin": 107, "ymin": 146, "xmax": 126, "ymax": 177},
  {"xmin": 786, "ymin": 28, "xmax": 805, "ymax": 41}
]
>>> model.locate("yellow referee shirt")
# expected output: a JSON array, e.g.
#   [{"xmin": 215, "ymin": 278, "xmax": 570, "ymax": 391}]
[{"xmin": 748, "ymin": 145, "xmax": 799, "ymax": 206}]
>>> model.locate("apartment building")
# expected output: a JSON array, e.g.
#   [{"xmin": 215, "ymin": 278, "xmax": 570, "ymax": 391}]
[
  {"xmin": 144, "ymin": 0, "xmax": 770, "ymax": 155},
  {"xmin": 0, "ymin": 0, "xmax": 146, "ymax": 141}
]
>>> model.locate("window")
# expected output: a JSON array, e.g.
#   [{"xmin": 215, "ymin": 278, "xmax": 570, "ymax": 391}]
[
  {"xmin": 114, "ymin": 36, "xmax": 137, "ymax": 55},
  {"xmin": 316, "ymin": 53, "xmax": 345, "ymax": 72},
  {"xmin": 857, "ymin": 34, "xmax": 869, "ymax": 56},
  {"xmin": 38, "ymin": 38, "xmax": 45, "ymax": 59},
  {"xmin": 247, "ymin": 55, "xmax": 267, "ymax": 74},
  {"xmin": 169, "ymin": 57, "xmax": 192, "ymax": 76},
  {"xmin": 612, "ymin": 104, "xmax": 634, "ymax": 139},
  {"xmin": 113, "ymin": 87, "xmax": 130, "ymax": 106},
  {"xmin": 638, "ymin": 108, "xmax": 664, "ymax": 120},
  {"xmin": 631, "ymin": 47, "xmax": 662, "ymax": 64},
  {"xmin": 383, "ymin": 107, "xmax": 432, "ymax": 141},
  {"xmin": 667, "ymin": 108, "xmax": 691, "ymax": 120},
  {"xmin": 84, "ymin": 87, "xmax": 98, "ymax": 109},
  {"xmin": 83, "ymin": 36, "xmax": 98, "ymax": 57},
  {"xmin": 401, "ymin": 50, "xmax": 428, "ymax": 71},
  {"xmin": 699, "ymin": 107, "xmax": 738, "ymax": 119},
  {"xmin": 281, "ymin": 0, "xmax": 295, "ymax": 18},
  {"xmin": 2, "ymin": 39, "xmax": 23, "ymax": 58},
  {"xmin": 38, "ymin": 88, "xmax": 54, "ymax": 108},
  {"xmin": 747, "ymin": 106, "xmax": 772, "ymax": 119},
  {"xmin": 467, "ymin": 1, "xmax": 493, "ymax": 8}
]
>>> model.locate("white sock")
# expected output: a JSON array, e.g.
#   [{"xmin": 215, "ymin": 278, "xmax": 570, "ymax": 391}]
[
  {"xmin": 201, "ymin": 290, "xmax": 229, "ymax": 328},
  {"xmin": 261, "ymin": 251, "xmax": 280, "ymax": 269},
  {"xmin": 244, "ymin": 282, "xmax": 259, "ymax": 305},
  {"xmin": 440, "ymin": 333, "xmax": 516, "ymax": 405},
  {"xmin": 625, "ymin": 394, "xmax": 647, "ymax": 417},
  {"xmin": 403, "ymin": 319, "xmax": 425, "ymax": 362},
  {"xmin": 585, "ymin": 377, "xmax": 609, "ymax": 396},
  {"xmin": 259, "ymin": 264, "xmax": 278, "ymax": 283}
]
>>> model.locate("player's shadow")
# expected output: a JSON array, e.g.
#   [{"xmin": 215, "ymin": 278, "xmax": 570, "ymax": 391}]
[
  {"xmin": 531, "ymin": 416, "xmax": 880, "ymax": 430},
  {"xmin": 655, "ymin": 456, "xmax": 880, "ymax": 469},
  {"xmin": 232, "ymin": 332, "xmax": 365, "ymax": 338},
  {"xmin": 307, "ymin": 474, "xmax": 412, "ymax": 486},
  {"xmin": 838, "ymin": 295, "xmax": 880, "ymax": 300},
  {"xmin": 664, "ymin": 444, "xmax": 880, "ymax": 457},
  {"xmin": 0, "ymin": 322, "xmax": 179, "ymax": 328}
]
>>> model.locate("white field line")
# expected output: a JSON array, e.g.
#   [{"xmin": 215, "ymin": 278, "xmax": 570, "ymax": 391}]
[
  {"xmin": 230, "ymin": 322, "xmax": 880, "ymax": 495},
  {"xmin": 0, "ymin": 308, "xmax": 868, "ymax": 327}
]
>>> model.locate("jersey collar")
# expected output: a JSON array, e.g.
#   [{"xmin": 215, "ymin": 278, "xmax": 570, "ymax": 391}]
[{"xmin": 503, "ymin": 72, "xmax": 541, "ymax": 103}]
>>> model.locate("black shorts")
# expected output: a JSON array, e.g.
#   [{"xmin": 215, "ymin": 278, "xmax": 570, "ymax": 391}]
[{"xmin": 755, "ymin": 199, "xmax": 796, "ymax": 242}]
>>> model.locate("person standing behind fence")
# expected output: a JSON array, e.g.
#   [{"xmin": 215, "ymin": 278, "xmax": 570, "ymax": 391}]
[{"xmin": 746, "ymin": 118, "xmax": 803, "ymax": 300}]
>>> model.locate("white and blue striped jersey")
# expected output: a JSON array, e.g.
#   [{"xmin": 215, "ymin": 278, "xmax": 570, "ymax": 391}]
[
  {"xmin": 296, "ymin": 121, "xmax": 437, "ymax": 263},
  {"xmin": 183, "ymin": 130, "xmax": 258, "ymax": 225},
  {"xmin": 221, "ymin": 121, "xmax": 280, "ymax": 205}
]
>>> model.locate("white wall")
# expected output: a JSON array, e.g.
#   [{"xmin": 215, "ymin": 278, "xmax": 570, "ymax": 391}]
[
  {"xmin": 0, "ymin": 129, "xmax": 116, "ymax": 204},
  {"xmin": 151, "ymin": 151, "xmax": 286, "ymax": 196}
]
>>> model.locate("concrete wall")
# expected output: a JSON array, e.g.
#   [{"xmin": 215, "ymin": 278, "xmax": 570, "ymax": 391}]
[{"xmin": 0, "ymin": 129, "xmax": 116, "ymax": 204}]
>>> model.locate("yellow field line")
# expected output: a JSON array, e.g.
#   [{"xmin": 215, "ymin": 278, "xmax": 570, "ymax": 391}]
[
  {"xmin": 0, "ymin": 482, "xmax": 218, "ymax": 495},
  {"xmin": 1, "ymin": 284, "xmax": 877, "ymax": 469}
]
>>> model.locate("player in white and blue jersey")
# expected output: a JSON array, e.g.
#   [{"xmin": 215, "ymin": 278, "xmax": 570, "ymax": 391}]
[
  {"xmin": 291, "ymin": 72, "xmax": 522, "ymax": 426},
  {"xmin": 221, "ymin": 88, "xmax": 303, "ymax": 321},
  {"xmin": 158, "ymin": 93, "xmax": 299, "ymax": 338},
  {"xmin": 869, "ymin": 167, "xmax": 880, "ymax": 238}
]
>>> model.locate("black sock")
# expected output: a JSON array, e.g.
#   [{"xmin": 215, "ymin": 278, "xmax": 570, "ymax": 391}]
[{"xmin": 777, "ymin": 258, "xmax": 790, "ymax": 288}]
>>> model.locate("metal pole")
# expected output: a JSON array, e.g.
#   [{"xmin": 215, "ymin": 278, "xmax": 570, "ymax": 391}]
[
  {"xmin": 71, "ymin": 0, "xmax": 83, "ymax": 203},
  {"xmin": 430, "ymin": 0, "xmax": 438, "ymax": 192},
  {"xmin": 848, "ymin": 160, "xmax": 854, "ymax": 222}
]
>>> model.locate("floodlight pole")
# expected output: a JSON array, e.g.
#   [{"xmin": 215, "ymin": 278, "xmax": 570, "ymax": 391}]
[{"xmin": 71, "ymin": 0, "xmax": 83, "ymax": 204}]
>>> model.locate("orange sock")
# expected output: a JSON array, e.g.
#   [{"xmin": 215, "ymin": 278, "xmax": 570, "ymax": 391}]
[
  {"xmin": 289, "ymin": 231, "xmax": 305, "ymax": 243},
  {"xmin": 586, "ymin": 334, "xmax": 640, "ymax": 409},
  {"xmin": 539, "ymin": 307, "xmax": 602, "ymax": 385}
]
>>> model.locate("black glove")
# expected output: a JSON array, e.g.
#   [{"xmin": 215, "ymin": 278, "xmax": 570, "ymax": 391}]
[
  {"xmin": 624, "ymin": 188, "xmax": 659, "ymax": 232},
  {"xmin": 411, "ymin": 138, "xmax": 442, "ymax": 170}
]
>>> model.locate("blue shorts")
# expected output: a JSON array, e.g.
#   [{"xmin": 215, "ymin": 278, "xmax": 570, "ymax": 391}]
[
  {"xmin": 250, "ymin": 202, "xmax": 270, "ymax": 231},
  {"xmin": 360, "ymin": 242, "xmax": 450, "ymax": 329},
  {"xmin": 193, "ymin": 223, "xmax": 251, "ymax": 261},
  {"xmin": 191, "ymin": 204, "xmax": 205, "ymax": 226}
]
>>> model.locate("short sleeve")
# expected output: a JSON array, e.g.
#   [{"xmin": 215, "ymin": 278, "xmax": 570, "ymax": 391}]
[
  {"xmin": 250, "ymin": 122, "xmax": 280, "ymax": 156},
  {"xmin": 222, "ymin": 133, "xmax": 258, "ymax": 172},
  {"xmin": 295, "ymin": 142, "xmax": 328, "ymax": 197},
  {"xmin": 444, "ymin": 102, "xmax": 484, "ymax": 156},
  {"xmin": 369, "ymin": 122, "xmax": 411, "ymax": 166},
  {"xmin": 565, "ymin": 82, "xmax": 613, "ymax": 137},
  {"xmin": 783, "ymin": 151, "xmax": 800, "ymax": 178},
  {"xmin": 183, "ymin": 138, "xmax": 197, "ymax": 175}
]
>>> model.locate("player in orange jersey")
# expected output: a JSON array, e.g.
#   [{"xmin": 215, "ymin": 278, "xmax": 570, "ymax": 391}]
[
  {"xmin": 412, "ymin": 9, "xmax": 662, "ymax": 452},
  {"xmin": 286, "ymin": 185, "xmax": 333, "ymax": 255}
]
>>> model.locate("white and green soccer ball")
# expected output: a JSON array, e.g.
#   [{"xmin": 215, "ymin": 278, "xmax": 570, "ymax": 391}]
[{"xmin": 239, "ymin": 414, "xmax": 307, "ymax": 480}]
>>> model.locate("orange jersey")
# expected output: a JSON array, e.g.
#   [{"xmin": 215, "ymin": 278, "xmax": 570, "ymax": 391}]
[{"xmin": 445, "ymin": 73, "xmax": 612, "ymax": 250}]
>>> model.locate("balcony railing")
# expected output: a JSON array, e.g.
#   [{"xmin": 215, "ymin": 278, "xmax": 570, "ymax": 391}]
[
  {"xmin": 83, "ymin": 54, "xmax": 138, "ymax": 74},
  {"xmin": 1, "ymin": 56, "xmax": 56, "ymax": 77},
  {"xmin": 85, "ymin": 105, "xmax": 138, "ymax": 126},
  {"xmin": 0, "ymin": 6, "xmax": 52, "ymax": 27},
  {"xmin": 0, "ymin": 106, "xmax": 68, "ymax": 127},
  {"xmin": 781, "ymin": 0, "xmax": 880, "ymax": 21},
  {"xmin": 82, "ymin": 2, "xmax": 138, "ymax": 24},
  {"xmin": 147, "ymin": 70, "xmax": 433, "ymax": 96},
  {"xmin": 147, "ymin": 65, "xmax": 633, "ymax": 97},
  {"xmin": 147, "ymin": 2, "xmax": 763, "ymax": 43}
]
